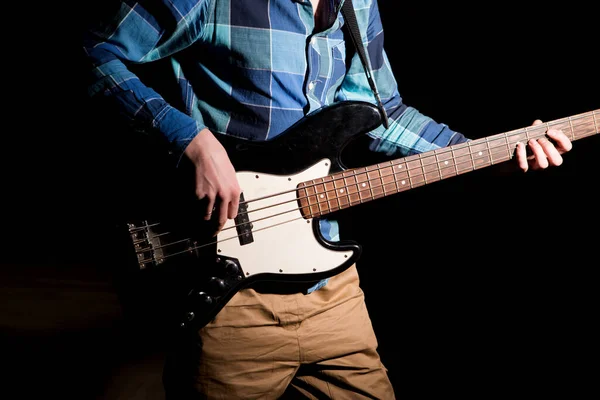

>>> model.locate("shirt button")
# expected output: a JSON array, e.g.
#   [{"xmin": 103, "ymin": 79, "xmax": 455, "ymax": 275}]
[{"xmin": 308, "ymin": 81, "xmax": 316, "ymax": 91}]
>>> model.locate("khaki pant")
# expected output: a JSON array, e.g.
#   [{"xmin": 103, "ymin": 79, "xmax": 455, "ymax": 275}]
[{"xmin": 164, "ymin": 265, "xmax": 395, "ymax": 399}]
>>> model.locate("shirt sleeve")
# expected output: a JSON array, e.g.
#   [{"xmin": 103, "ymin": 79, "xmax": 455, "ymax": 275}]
[
  {"xmin": 82, "ymin": 0, "xmax": 208, "ymax": 164},
  {"xmin": 338, "ymin": 0, "xmax": 470, "ymax": 158}
]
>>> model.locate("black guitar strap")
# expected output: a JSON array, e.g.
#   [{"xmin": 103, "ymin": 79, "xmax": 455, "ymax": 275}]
[{"xmin": 341, "ymin": 0, "xmax": 389, "ymax": 128}]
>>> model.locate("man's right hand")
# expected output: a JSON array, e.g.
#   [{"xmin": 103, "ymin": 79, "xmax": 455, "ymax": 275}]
[{"xmin": 183, "ymin": 128, "xmax": 241, "ymax": 235}]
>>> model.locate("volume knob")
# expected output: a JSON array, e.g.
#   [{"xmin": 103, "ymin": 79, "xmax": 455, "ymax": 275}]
[
  {"xmin": 224, "ymin": 259, "xmax": 239, "ymax": 275},
  {"xmin": 209, "ymin": 277, "xmax": 227, "ymax": 292}
]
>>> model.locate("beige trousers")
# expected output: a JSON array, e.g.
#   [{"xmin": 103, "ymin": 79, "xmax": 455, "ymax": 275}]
[{"xmin": 164, "ymin": 265, "xmax": 395, "ymax": 399}]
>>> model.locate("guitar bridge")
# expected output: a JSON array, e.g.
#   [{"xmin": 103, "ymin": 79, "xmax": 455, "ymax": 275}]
[{"xmin": 127, "ymin": 220, "xmax": 197, "ymax": 270}]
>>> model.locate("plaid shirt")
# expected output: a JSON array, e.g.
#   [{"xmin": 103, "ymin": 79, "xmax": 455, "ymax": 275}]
[
  {"xmin": 83, "ymin": 0, "xmax": 468, "ymax": 287},
  {"xmin": 84, "ymin": 0, "xmax": 466, "ymax": 160}
]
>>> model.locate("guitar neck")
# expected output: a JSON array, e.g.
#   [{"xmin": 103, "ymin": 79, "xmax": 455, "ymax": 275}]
[{"xmin": 298, "ymin": 109, "xmax": 599, "ymax": 218}]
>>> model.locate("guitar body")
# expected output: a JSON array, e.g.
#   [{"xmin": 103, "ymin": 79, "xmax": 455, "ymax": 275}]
[{"xmin": 118, "ymin": 101, "xmax": 384, "ymax": 331}]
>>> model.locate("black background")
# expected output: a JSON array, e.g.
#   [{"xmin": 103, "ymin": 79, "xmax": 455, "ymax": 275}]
[{"xmin": 3, "ymin": 1, "xmax": 598, "ymax": 398}]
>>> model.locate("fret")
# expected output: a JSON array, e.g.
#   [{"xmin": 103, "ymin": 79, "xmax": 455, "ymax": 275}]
[
  {"xmin": 420, "ymin": 153, "xmax": 441, "ymax": 182},
  {"xmin": 342, "ymin": 170, "xmax": 362, "ymax": 207},
  {"xmin": 578, "ymin": 112, "xmax": 596, "ymax": 140},
  {"xmin": 331, "ymin": 175, "xmax": 344, "ymax": 211},
  {"xmin": 297, "ymin": 180, "xmax": 319, "ymax": 218},
  {"xmin": 568, "ymin": 116, "xmax": 575, "ymax": 141},
  {"xmin": 339, "ymin": 175, "xmax": 351, "ymax": 209},
  {"xmin": 392, "ymin": 160, "xmax": 411, "ymax": 192},
  {"xmin": 531, "ymin": 122, "xmax": 549, "ymax": 139},
  {"xmin": 366, "ymin": 166, "xmax": 375, "ymax": 201},
  {"xmin": 377, "ymin": 164, "xmax": 385, "ymax": 196},
  {"xmin": 364, "ymin": 164, "xmax": 383, "ymax": 199},
  {"xmin": 322, "ymin": 175, "xmax": 338, "ymax": 213},
  {"xmin": 372, "ymin": 167, "xmax": 386, "ymax": 200},
  {"xmin": 468, "ymin": 140, "xmax": 492, "ymax": 170},
  {"xmin": 363, "ymin": 164, "xmax": 379, "ymax": 200},
  {"xmin": 466, "ymin": 141, "xmax": 476, "ymax": 172},
  {"xmin": 390, "ymin": 161, "xmax": 404, "ymax": 193},
  {"xmin": 354, "ymin": 167, "xmax": 370, "ymax": 203},
  {"xmin": 307, "ymin": 179, "xmax": 321, "ymax": 216},
  {"xmin": 504, "ymin": 131, "xmax": 513, "ymax": 159},
  {"xmin": 394, "ymin": 161, "xmax": 405, "ymax": 175},
  {"xmin": 593, "ymin": 111, "xmax": 599, "ymax": 138},
  {"xmin": 377, "ymin": 164, "xmax": 385, "ymax": 189},
  {"xmin": 433, "ymin": 151, "xmax": 443, "ymax": 179},
  {"xmin": 487, "ymin": 136, "xmax": 494, "ymax": 164},
  {"xmin": 318, "ymin": 178, "xmax": 329, "ymax": 214},
  {"xmin": 549, "ymin": 119, "xmax": 569, "ymax": 139},
  {"xmin": 397, "ymin": 176, "xmax": 410, "ymax": 190},
  {"xmin": 298, "ymin": 184, "xmax": 310, "ymax": 217},
  {"xmin": 440, "ymin": 160, "xmax": 457, "ymax": 179},
  {"xmin": 436, "ymin": 148, "xmax": 456, "ymax": 179},
  {"xmin": 418, "ymin": 154, "xmax": 428, "ymax": 185},
  {"xmin": 307, "ymin": 180, "xmax": 320, "ymax": 217},
  {"xmin": 452, "ymin": 144, "xmax": 474, "ymax": 175},
  {"xmin": 422, "ymin": 160, "xmax": 440, "ymax": 181},
  {"xmin": 506, "ymin": 128, "xmax": 526, "ymax": 149},
  {"xmin": 451, "ymin": 146, "xmax": 458, "ymax": 175},
  {"xmin": 524, "ymin": 125, "xmax": 531, "ymax": 142},
  {"xmin": 380, "ymin": 162, "xmax": 397, "ymax": 194},
  {"xmin": 333, "ymin": 173, "xmax": 349, "ymax": 210},
  {"xmin": 409, "ymin": 162, "xmax": 426, "ymax": 188},
  {"xmin": 388, "ymin": 162, "xmax": 400, "ymax": 193},
  {"xmin": 322, "ymin": 177, "xmax": 331, "ymax": 214},
  {"xmin": 392, "ymin": 161, "xmax": 409, "ymax": 185},
  {"xmin": 405, "ymin": 159, "xmax": 421, "ymax": 180},
  {"xmin": 376, "ymin": 163, "xmax": 387, "ymax": 196},
  {"xmin": 403, "ymin": 157, "xmax": 423, "ymax": 188},
  {"xmin": 487, "ymin": 135, "xmax": 511, "ymax": 164}
]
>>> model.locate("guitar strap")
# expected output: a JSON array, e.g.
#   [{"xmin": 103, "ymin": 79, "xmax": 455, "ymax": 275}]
[{"xmin": 340, "ymin": 0, "xmax": 389, "ymax": 128}]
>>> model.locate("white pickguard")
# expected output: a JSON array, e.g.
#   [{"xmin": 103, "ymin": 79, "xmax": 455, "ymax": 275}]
[{"xmin": 216, "ymin": 159, "xmax": 353, "ymax": 278}]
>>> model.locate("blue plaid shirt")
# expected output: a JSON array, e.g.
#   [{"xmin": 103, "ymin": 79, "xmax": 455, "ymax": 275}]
[{"xmin": 83, "ymin": 0, "xmax": 468, "ymax": 290}]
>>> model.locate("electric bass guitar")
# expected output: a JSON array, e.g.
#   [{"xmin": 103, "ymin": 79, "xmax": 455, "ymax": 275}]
[{"xmin": 117, "ymin": 101, "xmax": 599, "ymax": 332}]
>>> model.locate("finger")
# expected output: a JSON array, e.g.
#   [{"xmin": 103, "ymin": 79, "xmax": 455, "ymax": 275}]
[
  {"xmin": 546, "ymin": 128, "xmax": 573, "ymax": 153},
  {"xmin": 228, "ymin": 191, "xmax": 241, "ymax": 220},
  {"xmin": 215, "ymin": 199, "xmax": 229, "ymax": 234},
  {"xmin": 528, "ymin": 139, "xmax": 549, "ymax": 169},
  {"xmin": 205, "ymin": 198, "xmax": 216, "ymax": 221},
  {"xmin": 515, "ymin": 141, "xmax": 529, "ymax": 172},
  {"xmin": 537, "ymin": 137, "xmax": 563, "ymax": 166},
  {"xmin": 532, "ymin": 119, "xmax": 543, "ymax": 126}
]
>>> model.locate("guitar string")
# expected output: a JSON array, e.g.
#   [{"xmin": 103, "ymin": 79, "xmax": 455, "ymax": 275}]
[
  {"xmin": 128, "ymin": 111, "xmax": 597, "ymax": 237},
  {"xmin": 144, "ymin": 113, "xmax": 599, "ymax": 234},
  {"xmin": 133, "ymin": 113, "xmax": 598, "ymax": 261},
  {"xmin": 217, "ymin": 111, "xmax": 599, "ymax": 220},
  {"xmin": 132, "ymin": 112, "xmax": 598, "ymax": 264},
  {"xmin": 130, "ymin": 111, "xmax": 596, "ymax": 237},
  {"xmin": 133, "ymin": 112, "xmax": 596, "ymax": 238}
]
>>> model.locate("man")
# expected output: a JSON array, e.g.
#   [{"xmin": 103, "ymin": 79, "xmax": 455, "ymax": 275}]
[{"xmin": 82, "ymin": 0, "xmax": 572, "ymax": 398}]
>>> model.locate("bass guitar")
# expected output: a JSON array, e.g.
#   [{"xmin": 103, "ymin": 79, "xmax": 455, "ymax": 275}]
[{"xmin": 116, "ymin": 101, "xmax": 599, "ymax": 332}]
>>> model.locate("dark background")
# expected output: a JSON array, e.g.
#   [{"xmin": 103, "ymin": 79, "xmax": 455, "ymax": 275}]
[{"xmin": 3, "ymin": 1, "xmax": 598, "ymax": 398}]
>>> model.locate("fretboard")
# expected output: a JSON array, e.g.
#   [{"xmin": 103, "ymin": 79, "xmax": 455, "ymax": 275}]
[{"xmin": 297, "ymin": 109, "xmax": 599, "ymax": 218}]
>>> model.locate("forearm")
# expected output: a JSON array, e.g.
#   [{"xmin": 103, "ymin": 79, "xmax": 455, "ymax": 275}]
[
  {"xmin": 339, "ymin": 0, "xmax": 469, "ymax": 158},
  {"xmin": 82, "ymin": 0, "xmax": 208, "ymax": 164}
]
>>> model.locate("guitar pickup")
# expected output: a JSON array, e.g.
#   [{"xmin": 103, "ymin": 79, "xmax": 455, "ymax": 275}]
[{"xmin": 234, "ymin": 192, "xmax": 254, "ymax": 246}]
